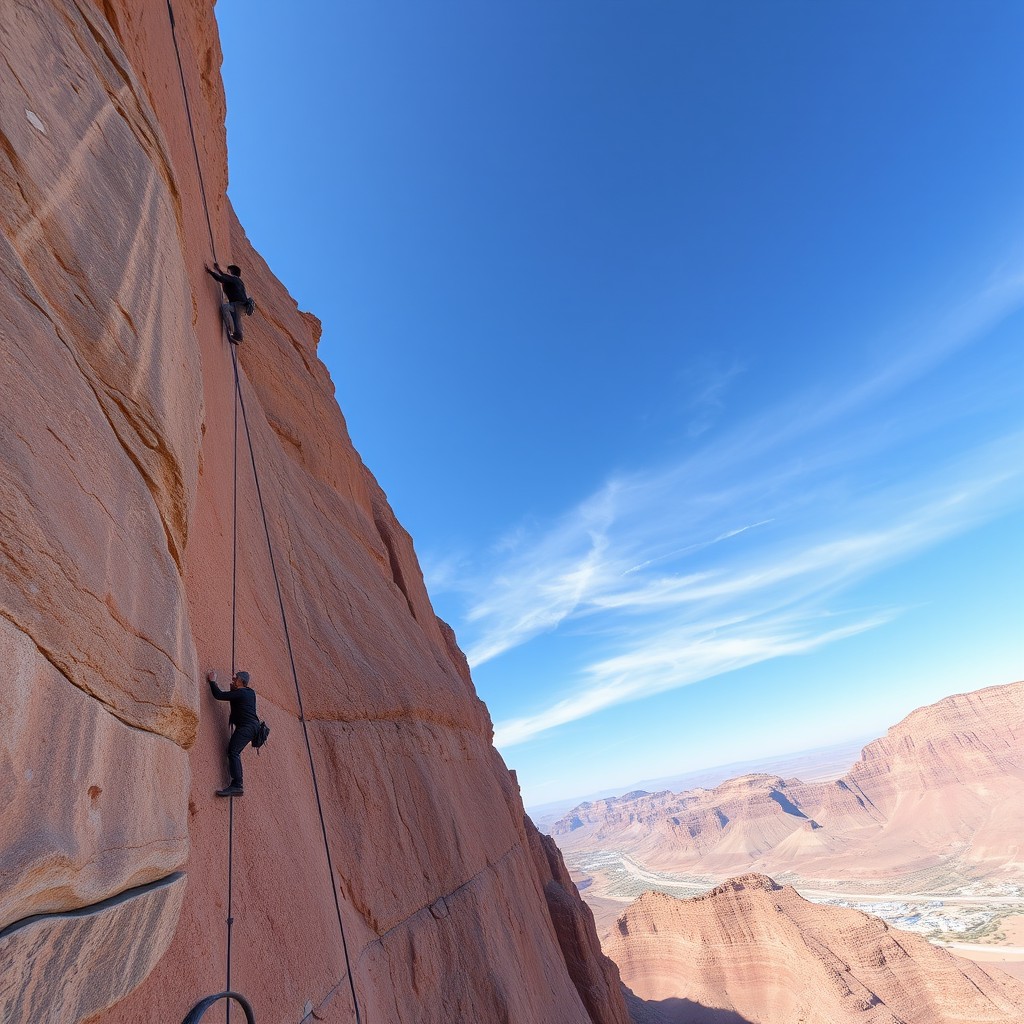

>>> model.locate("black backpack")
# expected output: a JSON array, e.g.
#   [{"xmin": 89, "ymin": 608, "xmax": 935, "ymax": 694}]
[{"xmin": 252, "ymin": 719, "xmax": 270, "ymax": 751}]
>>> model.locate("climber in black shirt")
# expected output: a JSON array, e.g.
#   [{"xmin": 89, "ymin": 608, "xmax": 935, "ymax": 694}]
[
  {"xmin": 205, "ymin": 262, "xmax": 250, "ymax": 343},
  {"xmin": 208, "ymin": 668, "xmax": 259, "ymax": 796}
]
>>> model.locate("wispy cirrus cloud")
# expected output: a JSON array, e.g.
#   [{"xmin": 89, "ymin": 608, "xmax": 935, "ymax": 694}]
[
  {"xmin": 466, "ymin": 435, "xmax": 1022, "ymax": 671},
  {"xmin": 494, "ymin": 612, "xmax": 894, "ymax": 747},
  {"xmin": 429, "ymin": 275, "xmax": 1024, "ymax": 748},
  {"xmin": 492, "ymin": 446, "xmax": 1022, "ymax": 745}
]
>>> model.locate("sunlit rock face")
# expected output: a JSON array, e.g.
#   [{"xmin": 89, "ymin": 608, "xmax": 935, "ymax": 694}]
[
  {"xmin": 554, "ymin": 680, "xmax": 1024, "ymax": 884},
  {"xmin": 0, "ymin": 2, "xmax": 629, "ymax": 1021},
  {"xmin": 609, "ymin": 876, "xmax": 1024, "ymax": 1024}
]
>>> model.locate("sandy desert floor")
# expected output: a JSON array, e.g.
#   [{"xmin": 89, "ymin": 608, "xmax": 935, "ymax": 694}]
[{"xmin": 945, "ymin": 915, "xmax": 1024, "ymax": 981}]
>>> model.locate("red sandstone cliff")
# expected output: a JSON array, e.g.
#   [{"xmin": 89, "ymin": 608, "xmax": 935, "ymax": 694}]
[
  {"xmin": 554, "ymin": 680, "xmax": 1024, "ymax": 884},
  {"xmin": 608, "ymin": 875, "xmax": 1024, "ymax": 1024},
  {"xmin": 0, "ymin": 2, "xmax": 630, "ymax": 1021}
]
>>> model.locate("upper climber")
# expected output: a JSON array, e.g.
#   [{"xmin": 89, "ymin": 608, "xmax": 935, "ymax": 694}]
[{"xmin": 205, "ymin": 262, "xmax": 251, "ymax": 344}]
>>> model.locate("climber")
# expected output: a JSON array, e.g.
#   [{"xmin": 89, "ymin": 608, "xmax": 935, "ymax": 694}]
[
  {"xmin": 207, "ymin": 668, "xmax": 259, "ymax": 796},
  {"xmin": 205, "ymin": 262, "xmax": 251, "ymax": 343}
]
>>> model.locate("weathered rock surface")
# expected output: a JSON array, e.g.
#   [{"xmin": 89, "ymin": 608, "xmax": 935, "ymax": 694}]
[
  {"xmin": 0, "ymin": 616, "xmax": 187, "ymax": 933},
  {"xmin": 0, "ymin": 874, "xmax": 186, "ymax": 1024},
  {"xmin": 0, "ymin": 0, "xmax": 202, "ymax": 746},
  {"xmin": 0, "ymin": 1, "xmax": 629, "ymax": 1021},
  {"xmin": 608, "ymin": 875, "xmax": 1024, "ymax": 1024},
  {"xmin": 554, "ymin": 681, "xmax": 1024, "ymax": 884}
]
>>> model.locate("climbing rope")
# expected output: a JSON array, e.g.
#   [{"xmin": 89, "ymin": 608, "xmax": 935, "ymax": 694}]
[
  {"xmin": 231, "ymin": 346, "xmax": 364, "ymax": 1024},
  {"xmin": 166, "ymin": 3, "xmax": 238, "ymax": 1016},
  {"xmin": 167, "ymin": 3, "xmax": 364, "ymax": 1021},
  {"xmin": 167, "ymin": 0, "xmax": 218, "ymax": 263},
  {"xmin": 225, "ymin": 236, "xmax": 241, "ymax": 1014}
]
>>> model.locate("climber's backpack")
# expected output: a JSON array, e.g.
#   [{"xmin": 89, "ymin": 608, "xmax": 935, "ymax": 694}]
[
  {"xmin": 243, "ymin": 296, "xmax": 256, "ymax": 317},
  {"xmin": 252, "ymin": 719, "xmax": 270, "ymax": 752}
]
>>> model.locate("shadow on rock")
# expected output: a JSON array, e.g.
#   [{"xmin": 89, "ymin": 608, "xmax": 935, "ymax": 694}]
[{"xmin": 623, "ymin": 986, "xmax": 755, "ymax": 1024}]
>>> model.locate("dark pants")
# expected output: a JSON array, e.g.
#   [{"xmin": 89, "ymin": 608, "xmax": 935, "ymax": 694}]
[
  {"xmin": 220, "ymin": 300, "xmax": 246, "ymax": 340},
  {"xmin": 227, "ymin": 724, "xmax": 257, "ymax": 787}
]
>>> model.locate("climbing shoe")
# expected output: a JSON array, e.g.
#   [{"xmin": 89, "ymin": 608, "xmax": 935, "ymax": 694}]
[{"xmin": 216, "ymin": 785, "xmax": 244, "ymax": 797}]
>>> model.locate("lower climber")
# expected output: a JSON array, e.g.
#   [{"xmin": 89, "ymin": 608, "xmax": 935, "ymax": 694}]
[
  {"xmin": 205, "ymin": 262, "xmax": 251, "ymax": 343},
  {"xmin": 207, "ymin": 668, "xmax": 259, "ymax": 796}
]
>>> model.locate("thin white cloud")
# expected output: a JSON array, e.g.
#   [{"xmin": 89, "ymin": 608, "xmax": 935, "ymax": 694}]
[
  {"xmin": 491, "ymin": 443, "xmax": 1024, "ymax": 746},
  {"xmin": 474, "ymin": 443, "xmax": 1022, "ymax": 731},
  {"xmin": 421, "ymin": 551, "xmax": 473, "ymax": 593},
  {"xmin": 435, "ymin": 276, "xmax": 1024, "ymax": 746},
  {"xmin": 463, "ymin": 482, "xmax": 619, "ymax": 663},
  {"xmin": 468, "ymin": 440, "xmax": 1022, "ymax": 675},
  {"xmin": 623, "ymin": 519, "xmax": 775, "ymax": 575},
  {"xmin": 494, "ymin": 613, "xmax": 894, "ymax": 747},
  {"xmin": 683, "ymin": 357, "xmax": 747, "ymax": 438}
]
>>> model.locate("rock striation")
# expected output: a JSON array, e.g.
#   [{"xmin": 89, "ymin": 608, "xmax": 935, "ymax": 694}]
[
  {"xmin": 0, "ymin": 1, "xmax": 628, "ymax": 1021},
  {"xmin": 607, "ymin": 875, "xmax": 1024, "ymax": 1024},
  {"xmin": 554, "ymin": 681, "xmax": 1024, "ymax": 884}
]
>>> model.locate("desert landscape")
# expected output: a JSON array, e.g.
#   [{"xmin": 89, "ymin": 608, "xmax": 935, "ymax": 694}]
[{"xmin": 550, "ymin": 681, "xmax": 1024, "ymax": 1017}]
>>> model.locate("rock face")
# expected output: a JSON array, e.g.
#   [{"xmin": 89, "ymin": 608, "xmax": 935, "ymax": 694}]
[
  {"xmin": 527, "ymin": 819, "xmax": 632, "ymax": 1024},
  {"xmin": 0, "ymin": 874, "xmax": 187, "ymax": 1024},
  {"xmin": 607, "ymin": 875, "xmax": 1024, "ymax": 1024},
  {"xmin": 554, "ymin": 681, "xmax": 1024, "ymax": 884},
  {"xmin": 0, "ymin": 2, "xmax": 628, "ymax": 1021}
]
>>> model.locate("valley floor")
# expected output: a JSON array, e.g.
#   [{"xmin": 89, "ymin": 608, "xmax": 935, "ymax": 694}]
[{"xmin": 567, "ymin": 847, "xmax": 1024, "ymax": 981}]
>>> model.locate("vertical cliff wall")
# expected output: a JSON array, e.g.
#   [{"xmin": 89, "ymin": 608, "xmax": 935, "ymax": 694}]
[{"xmin": 0, "ymin": 2, "xmax": 629, "ymax": 1021}]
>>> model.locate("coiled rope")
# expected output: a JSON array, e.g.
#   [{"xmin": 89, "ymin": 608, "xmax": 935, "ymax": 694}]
[
  {"xmin": 182, "ymin": 992, "xmax": 256, "ymax": 1024},
  {"xmin": 167, "ymin": 2, "xmax": 363, "ymax": 1021}
]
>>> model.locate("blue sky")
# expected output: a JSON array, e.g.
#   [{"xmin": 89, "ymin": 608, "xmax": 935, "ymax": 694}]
[{"xmin": 215, "ymin": 1, "xmax": 1024, "ymax": 807}]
